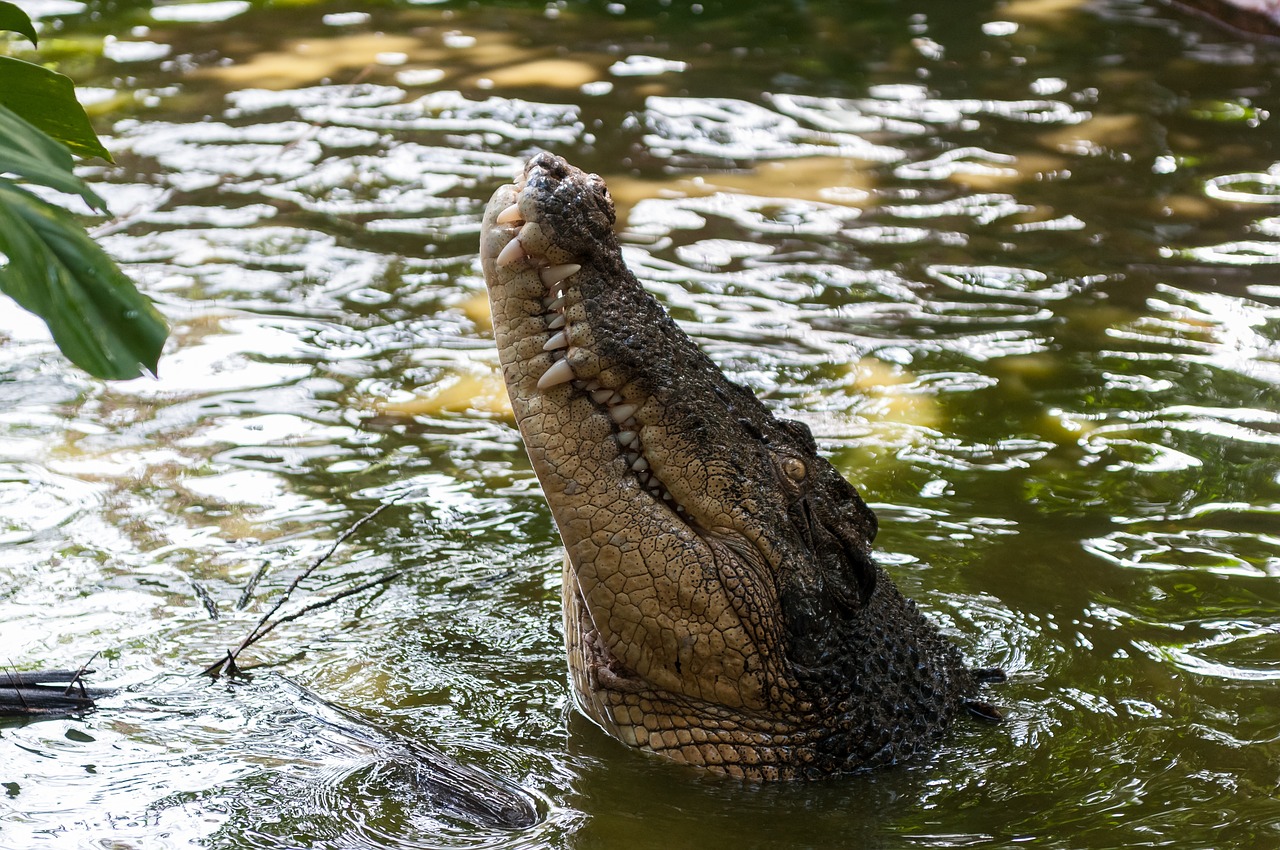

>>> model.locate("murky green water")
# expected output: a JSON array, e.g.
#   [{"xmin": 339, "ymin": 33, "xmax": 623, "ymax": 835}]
[{"xmin": 2, "ymin": 0, "xmax": 1279, "ymax": 846}]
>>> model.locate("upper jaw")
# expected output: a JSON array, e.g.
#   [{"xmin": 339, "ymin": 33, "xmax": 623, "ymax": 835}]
[{"xmin": 479, "ymin": 154, "xmax": 682, "ymax": 511}]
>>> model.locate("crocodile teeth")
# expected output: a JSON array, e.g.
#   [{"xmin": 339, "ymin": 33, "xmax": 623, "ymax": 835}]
[
  {"xmin": 490, "ymin": 180, "xmax": 683, "ymax": 514},
  {"xmin": 537, "ymin": 358, "xmax": 577, "ymax": 389},
  {"xmin": 540, "ymin": 264, "xmax": 581, "ymax": 287},
  {"xmin": 609, "ymin": 403, "xmax": 639, "ymax": 423},
  {"xmin": 496, "ymin": 203, "xmax": 523, "ymax": 225},
  {"xmin": 496, "ymin": 237, "xmax": 525, "ymax": 267}
]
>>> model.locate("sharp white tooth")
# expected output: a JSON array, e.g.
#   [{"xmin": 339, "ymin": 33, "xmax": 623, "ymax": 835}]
[
  {"xmin": 610, "ymin": 403, "xmax": 639, "ymax": 423},
  {"xmin": 631, "ymin": 457, "xmax": 649, "ymax": 472},
  {"xmin": 537, "ymin": 358, "xmax": 576, "ymax": 389},
  {"xmin": 584, "ymin": 379, "xmax": 602, "ymax": 392},
  {"xmin": 548, "ymin": 314, "xmax": 566, "ymax": 330},
  {"xmin": 496, "ymin": 238, "xmax": 525, "ymax": 267},
  {"xmin": 617, "ymin": 430, "xmax": 638, "ymax": 448},
  {"xmin": 496, "ymin": 204, "xmax": 523, "ymax": 225},
  {"xmin": 543, "ymin": 331, "xmax": 568, "ymax": 351},
  {"xmin": 592, "ymin": 388, "xmax": 614, "ymax": 404},
  {"xmin": 541, "ymin": 264, "xmax": 582, "ymax": 286},
  {"xmin": 547, "ymin": 295, "xmax": 565, "ymax": 311}
]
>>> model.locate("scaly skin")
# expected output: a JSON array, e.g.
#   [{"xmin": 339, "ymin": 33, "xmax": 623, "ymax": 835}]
[{"xmin": 480, "ymin": 153, "xmax": 989, "ymax": 780}]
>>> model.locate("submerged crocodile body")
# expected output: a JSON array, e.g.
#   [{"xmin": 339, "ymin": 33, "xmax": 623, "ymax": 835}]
[{"xmin": 480, "ymin": 154, "xmax": 995, "ymax": 780}]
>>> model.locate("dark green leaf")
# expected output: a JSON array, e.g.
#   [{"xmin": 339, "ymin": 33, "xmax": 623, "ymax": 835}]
[
  {"xmin": 0, "ymin": 1, "xmax": 37, "ymax": 45},
  {"xmin": 0, "ymin": 105, "xmax": 107, "ymax": 211},
  {"xmin": 0, "ymin": 56, "xmax": 111, "ymax": 161},
  {"xmin": 0, "ymin": 182, "xmax": 166, "ymax": 379}
]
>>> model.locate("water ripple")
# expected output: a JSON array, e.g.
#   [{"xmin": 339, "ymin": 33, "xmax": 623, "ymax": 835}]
[
  {"xmin": 0, "ymin": 463, "xmax": 104, "ymax": 546},
  {"xmin": 5, "ymin": 3, "xmax": 1280, "ymax": 847},
  {"xmin": 1085, "ymin": 527, "xmax": 1280, "ymax": 578},
  {"xmin": 1204, "ymin": 169, "xmax": 1280, "ymax": 204},
  {"xmin": 924, "ymin": 264, "xmax": 1089, "ymax": 302},
  {"xmin": 644, "ymin": 96, "xmax": 903, "ymax": 164},
  {"xmin": 306, "ymin": 91, "xmax": 582, "ymax": 143},
  {"xmin": 1104, "ymin": 283, "xmax": 1280, "ymax": 385},
  {"xmin": 227, "ymin": 83, "xmax": 407, "ymax": 115}
]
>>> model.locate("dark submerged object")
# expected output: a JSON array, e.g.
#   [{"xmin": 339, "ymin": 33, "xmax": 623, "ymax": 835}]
[
  {"xmin": 480, "ymin": 154, "xmax": 1001, "ymax": 779},
  {"xmin": 1164, "ymin": 0, "xmax": 1280, "ymax": 38},
  {"xmin": 276, "ymin": 676, "xmax": 542, "ymax": 830},
  {"xmin": 0, "ymin": 668, "xmax": 541, "ymax": 830}
]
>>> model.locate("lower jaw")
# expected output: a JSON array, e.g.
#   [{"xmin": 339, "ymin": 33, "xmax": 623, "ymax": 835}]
[
  {"xmin": 561, "ymin": 564, "xmax": 810, "ymax": 780},
  {"xmin": 561, "ymin": 561, "xmax": 634, "ymax": 745}
]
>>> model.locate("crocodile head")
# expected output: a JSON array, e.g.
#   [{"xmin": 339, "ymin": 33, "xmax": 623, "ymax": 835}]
[{"xmin": 480, "ymin": 153, "xmax": 983, "ymax": 780}]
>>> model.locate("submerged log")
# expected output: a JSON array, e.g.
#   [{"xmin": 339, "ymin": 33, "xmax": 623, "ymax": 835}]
[
  {"xmin": 0, "ymin": 668, "xmax": 112, "ymax": 717},
  {"xmin": 277, "ymin": 676, "xmax": 542, "ymax": 830},
  {"xmin": 1, "ymin": 669, "xmax": 540, "ymax": 830},
  {"xmin": 1164, "ymin": 0, "xmax": 1280, "ymax": 38}
]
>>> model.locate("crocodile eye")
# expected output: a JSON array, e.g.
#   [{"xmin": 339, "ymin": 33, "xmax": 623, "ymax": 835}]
[{"xmin": 781, "ymin": 457, "xmax": 807, "ymax": 482}]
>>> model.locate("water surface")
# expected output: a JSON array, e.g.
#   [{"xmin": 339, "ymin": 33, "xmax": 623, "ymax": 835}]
[{"xmin": 1, "ymin": 0, "xmax": 1279, "ymax": 847}]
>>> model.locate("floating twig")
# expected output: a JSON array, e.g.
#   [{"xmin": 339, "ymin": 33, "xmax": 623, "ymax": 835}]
[
  {"xmin": 203, "ymin": 495, "xmax": 407, "ymax": 679},
  {"xmin": 2, "ymin": 653, "xmax": 112, "ymax": 717},
  {"xmin": 236, "ymin": 562, "xmax": 270, "ymax": 611},
  {"xmin": 191, "ymin": 580, "xmax": 219, "ymax": 620},
  {"xmin": 64, "ymin": 651, "xmax": 101, "ymax": 699}
]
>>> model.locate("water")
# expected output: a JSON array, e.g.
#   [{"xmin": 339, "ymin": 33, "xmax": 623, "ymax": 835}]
[{"xmin": 2, "ymin": 0, "xmax": 1279, "ymax": 846}]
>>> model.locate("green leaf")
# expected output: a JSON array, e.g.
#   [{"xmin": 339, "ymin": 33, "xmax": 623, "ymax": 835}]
[
  {"xmin": 0, "ymin": 56, "xmax": 110, "ymax": 161},
  {"xmin": 0, "ymin": 1, "xmax": 37, "ymax": 45},
  {"xmin": 0, "ymin": 105, "xmax": 107, "ymax": 211},
  {"xmin": 0, "ymin": 181, "xmax": 167, "ymax": 379}
]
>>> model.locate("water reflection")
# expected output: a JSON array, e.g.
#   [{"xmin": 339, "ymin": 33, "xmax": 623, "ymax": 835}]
[
  {"xmin": 3, "ymin": 675, "xmax": 551, "ymax": 847},
  {"xmin": 3, "ymin": 0, "xmax": 1280, "ymax": 847}
]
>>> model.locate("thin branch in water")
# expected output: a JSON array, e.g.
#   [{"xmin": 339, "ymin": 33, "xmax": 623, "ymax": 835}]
[
  {"xmin": 249, "ymin": 497, "xmax": 405, "ymax": 639},
  {"xmin": 236, "ymin": 562, "xmax": 270, "ymax": 611},
  {"xmin": 64, "ymin": 651, "xmax": 101, "ymax": 698},
  {"xmin": 5, "ymin": 662, "xmax": 31, "ymax": 712},
  {"xmin": 203, "ymin": 495, "xmax": 407, "ymax": 679},
  {"xmin": 227, "ymin": 570, "xmax": 404, "ymax": 654},
  {"xmin": 191, "ymin": 580, "xmax": 219, "ymax": 620},
  {"xmin": 1, "ymin": 655, "xmax": 111, "ymax": 716},
  {"xmin": 203, "ymin": 650, "xmax": 239, "ymax": 679}
]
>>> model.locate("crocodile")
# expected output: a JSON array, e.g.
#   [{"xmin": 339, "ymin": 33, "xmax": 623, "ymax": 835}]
[{"xmin": 479, "ymin": 153, "xmax": 998, "ymax": 780}]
